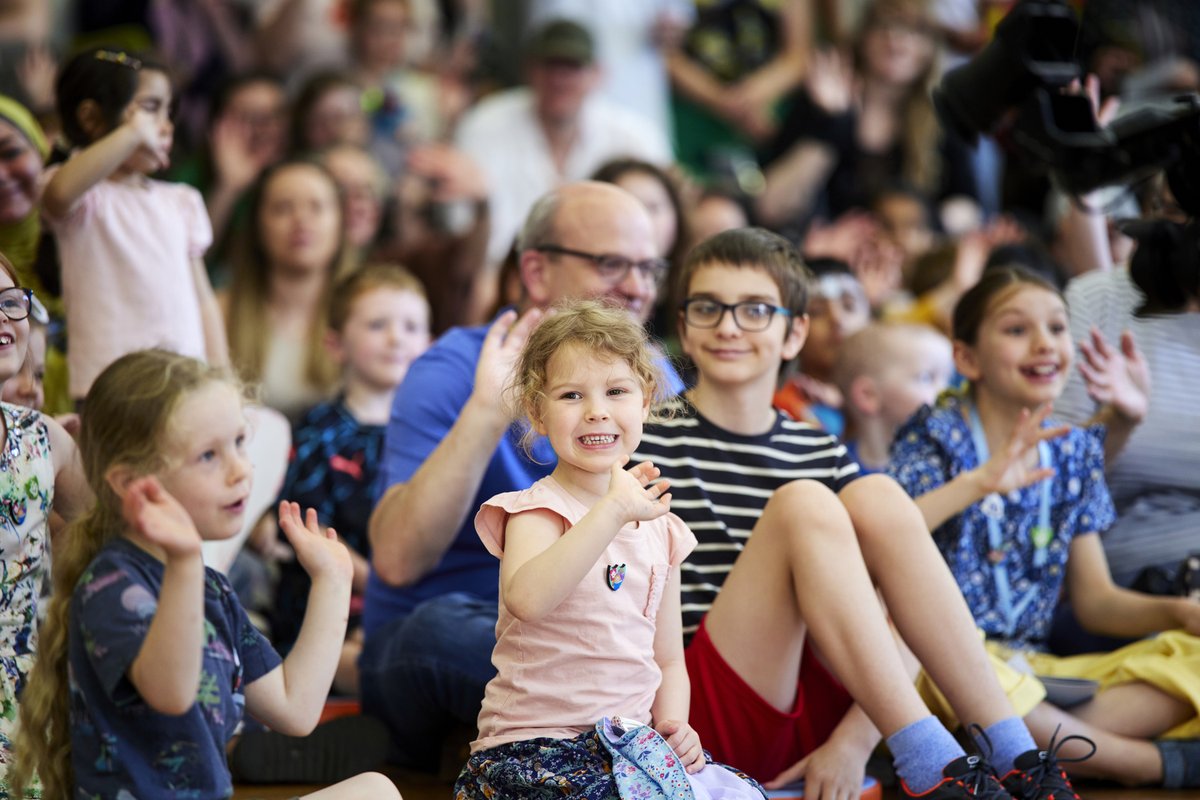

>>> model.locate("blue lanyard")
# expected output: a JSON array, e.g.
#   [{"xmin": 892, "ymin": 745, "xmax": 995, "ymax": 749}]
[{"xmin": 967, "ymin": 403, "xmax": 1053, "ymax": 638}]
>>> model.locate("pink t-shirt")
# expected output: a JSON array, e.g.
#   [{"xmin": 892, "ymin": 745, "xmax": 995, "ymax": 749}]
[
  {"xmin": 42, "ymin": 166, "xmax": 212, "ymax": 398},
  {"xmin": 472, "ymin": 476, "xmax": 696, "ymax": 753}
]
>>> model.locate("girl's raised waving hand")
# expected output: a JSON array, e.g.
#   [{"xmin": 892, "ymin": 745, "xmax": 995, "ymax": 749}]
[
  {"xmin": 245, "ymin": 502, "xmax": 353, "ymax": 736},
  {"xmin": 915, "ymin": 403, "xmax": 1070, "ymax": 532},
  {"xmin": 605, "ymin": 457, "xmax": 672, "ymax": 524},
  {"xmin": 123, "ymin": 475, "xmax": 207, "ymax": 716}
]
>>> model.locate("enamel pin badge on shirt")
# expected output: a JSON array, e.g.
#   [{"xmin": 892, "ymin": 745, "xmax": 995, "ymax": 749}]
[{"xmin": 606, "ymin": 564, "xmax": 626, "ymax": 591}]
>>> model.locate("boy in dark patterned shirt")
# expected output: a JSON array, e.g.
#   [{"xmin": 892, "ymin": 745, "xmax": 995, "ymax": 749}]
[{"xmin": 272, "ymin": 264, "xmax": 430, "ymax": 696}]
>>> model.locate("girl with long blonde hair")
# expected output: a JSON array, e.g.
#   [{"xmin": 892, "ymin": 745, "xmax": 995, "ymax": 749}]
[{"xmin": 11, "ymin": 349, "xmax": 398, "ymax": 799}]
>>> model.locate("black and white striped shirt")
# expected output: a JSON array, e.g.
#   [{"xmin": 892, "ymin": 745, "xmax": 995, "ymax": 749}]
[
  {"xmin": 635, "ymin": 403, "xmax": 860, "ymax": 640},
  {"xmin": 1057, "ymin": 269, "xmax": 1200, "ymax": 584}
]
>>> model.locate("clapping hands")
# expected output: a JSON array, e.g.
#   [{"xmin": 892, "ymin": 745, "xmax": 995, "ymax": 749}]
[{"xmin": 277, "ymin": 501, "xmax": 353, "ymax": 584}]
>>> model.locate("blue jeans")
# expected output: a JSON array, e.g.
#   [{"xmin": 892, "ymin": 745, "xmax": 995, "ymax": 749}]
[{"xmin": 359, "ymin": 592, "xmax": 498, "ymax": 770}]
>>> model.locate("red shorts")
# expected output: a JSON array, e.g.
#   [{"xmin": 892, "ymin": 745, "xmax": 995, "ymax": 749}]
[{"xmin": 685, "ymin": 618, "xmax": 854, "ymax": 783}]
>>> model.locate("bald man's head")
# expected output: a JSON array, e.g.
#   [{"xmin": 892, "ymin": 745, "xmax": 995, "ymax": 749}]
[{"xmin": 519, "ymin": 181, "xmax": 662, "ymax": 322}]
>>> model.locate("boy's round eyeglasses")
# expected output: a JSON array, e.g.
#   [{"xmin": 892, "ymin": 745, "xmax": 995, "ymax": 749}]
[
  {"xmin": 0, "ymin": 288, "xmax": 32, "ymax": 322},
  {"xmin": 681, "ymin": 298, "xmax": 792, "ymax": 332},
  {"xmin": 534, "ymin": 244, "xmax": 669, "ymax": 286}
]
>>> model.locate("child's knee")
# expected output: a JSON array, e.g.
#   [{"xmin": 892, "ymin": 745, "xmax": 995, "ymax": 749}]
[
  {"xmin": 341, "ymin": 771, "xmax": 401, "ymax": 798},
  {"xmin": 762, "ymin": 479, "xmax": 856, "ymax": 542},
  {"xmin": 840, "ymin": 474, "xmax": 915, "ymax": 519}
]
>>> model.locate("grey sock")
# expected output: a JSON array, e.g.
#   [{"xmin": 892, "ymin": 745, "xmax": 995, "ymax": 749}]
[
  {"xmin": 1157, "ymin": 739, "xmax": 1200, "ymax": 789},
  {"xmin": 887, "ymin": 715, "xmax": 966, "ymax": 794}
]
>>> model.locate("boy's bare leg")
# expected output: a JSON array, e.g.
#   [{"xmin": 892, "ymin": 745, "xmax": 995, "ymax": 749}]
[
  {"xmin": 1069, "ymin": 681, "xmax": 1192, "ymax": 738},
  {"xmin": 302, "ymin": 771, "xmax": 401, "ymax": 799},
  {"xmin": 842, "ymin": 475, "xmax": 1021, "ymax": 728},
  {"xmin": 1025, "ymin": 701, "xmax": 1164, "ymax": 785},
  {"xmin": 703, "ymin": 480, "xmax": 935, "ymax": 735}
]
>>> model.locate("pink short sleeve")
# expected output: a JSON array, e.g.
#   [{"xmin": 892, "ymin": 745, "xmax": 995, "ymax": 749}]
[
  {"xmin": 664, "ymin": 512, "xmax": 697, "ymax": 567},
  {"xmin": 474, "ymin": 480, "xmax": 579, "ymax": 559},
  {"xmin": 175, "ymin": 183, "xmax": 213, "ymax": 258},
  {"xmin": 474, "ymin": 503, "xmax": 512, "ymax": 558}
]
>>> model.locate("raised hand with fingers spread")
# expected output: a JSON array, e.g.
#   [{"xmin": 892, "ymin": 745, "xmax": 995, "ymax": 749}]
[
  {"xmin": 277, "ymin": 501, "xmax": 352, "ymax": 584},
  {"xmin": 974, "ymin": 403, "xmax": 1070, "ymax": 498},
  {"xmin": 605, "ymin": 457, "xmax": 672, "ymax": 525},
  {"xmin": 1077, "ymin": 326, "xmax": 1149, "ymax": 425},
  {"xmin": 122, "ymin": 475, "xmax": 203, "ymax": 559}
]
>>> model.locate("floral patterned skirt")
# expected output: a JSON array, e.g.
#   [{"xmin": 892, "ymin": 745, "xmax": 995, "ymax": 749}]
[
  {"xmin": 455, "ymin": 732, "xmax": 618, "ymax": 800},
  {"xmin": 454, "ymin": 730, "xmax": 763, "ymax": 800}
]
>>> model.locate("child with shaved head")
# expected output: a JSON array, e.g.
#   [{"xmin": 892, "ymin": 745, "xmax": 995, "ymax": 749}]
[{"xmin": 836, "ymin": 322, "xmax": 953, "ymax": 474}]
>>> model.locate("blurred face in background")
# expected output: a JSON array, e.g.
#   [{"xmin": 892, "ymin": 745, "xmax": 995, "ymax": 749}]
[
  {"xmin": 689, "ymin": 194, "xmax": 748, "ymax": 249},
  {"xmin": 875, "ymin": 191, "xmax": 934, "ymax": 263},
  {"xmin": 860, "ymin": 6, "xmax": 936, "ymax": 88},
  {"xmin": 323, "ymin": 145, "xmax": 387, "ymax": 250},
  {"xmin": 0, "ymin": 119, "xmax": 42, "ymax": 224},
  {"xmin": 802, "ymin": 272, "xmax": 871, "ymax": 380},
  {"xmin": 303, "ymin": 83, "xmax": 369, "ymax": 151},
  {"xmin": 528, "ymin": 58, "xmax": 600, "ymax": 126},
  {"xmin": 354, "ymin": 0, "xmax": 411, "ymax": 73},
  {"xmin": 220, "ymin": 78, "xmax": 287, "ymax": 165},
  {"xmin": 614, "ymin": 170, "xmax": 678, "ymax": 259},
  {"xmin": 259, "ymin": 164, "xmax": 343, "ymax": 276},
  {"xmin": 875, "ymin": 330, "xmax": 953, "ymax": 428}
]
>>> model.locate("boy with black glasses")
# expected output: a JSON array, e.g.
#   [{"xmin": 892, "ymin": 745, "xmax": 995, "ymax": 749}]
[{"xmin": 634, "ymin": 228, "xmax": 1076, "ymax": 800}]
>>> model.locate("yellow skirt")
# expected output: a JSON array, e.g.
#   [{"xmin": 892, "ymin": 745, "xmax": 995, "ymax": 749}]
[{"xmin": 917, "ymin": 630, "xmax": 1200, "ymax": 739}]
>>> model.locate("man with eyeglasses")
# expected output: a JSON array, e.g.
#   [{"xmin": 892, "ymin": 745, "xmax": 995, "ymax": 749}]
[{"xmin": 359, "ymin": 180, "xmax": 681, "ymax": 769}]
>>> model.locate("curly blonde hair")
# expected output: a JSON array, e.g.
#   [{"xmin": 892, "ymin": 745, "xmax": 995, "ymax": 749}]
[
  {"xmin": 512, "ymin": 300, "xmax": 673, "ymax": 458},
  {"xmin": 10, "ymin": 350, "xmax": 237, "ymax": 798}
]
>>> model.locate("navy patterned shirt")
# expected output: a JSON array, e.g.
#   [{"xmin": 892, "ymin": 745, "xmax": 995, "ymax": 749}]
[
  {"xmin": 70, "ymin": 538, "xmax": 281, "ymax": 799},
  {"xmin": 272, "ymin": 399, "xmax": 384, "ymax": 648}
]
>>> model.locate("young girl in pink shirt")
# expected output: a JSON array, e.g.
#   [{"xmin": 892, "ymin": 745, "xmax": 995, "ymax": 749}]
[
  {"xmin": 41, "ymin": 47, "xmax": 228, "ymax": 402},
  {"xmin": 455, "ymin": 301, "xmax": 763, "ymax": 799}
]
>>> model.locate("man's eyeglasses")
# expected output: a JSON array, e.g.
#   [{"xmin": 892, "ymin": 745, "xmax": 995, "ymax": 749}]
[
  {"xmin": 681, "ymin": 297, "xmax": 791, "ymax": 332},
  {"xmin": 0, "ymin": 288, "xmax": 32, "ymax": 322},
  {"xmin": 535, "ymin": 244, "xmax": 669, "ymax": 286}
]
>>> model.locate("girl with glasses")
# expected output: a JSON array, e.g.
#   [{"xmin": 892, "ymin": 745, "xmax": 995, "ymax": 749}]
[{"xmin": 0, "ymin": 253, "xmax": 90, "ymax": 795}]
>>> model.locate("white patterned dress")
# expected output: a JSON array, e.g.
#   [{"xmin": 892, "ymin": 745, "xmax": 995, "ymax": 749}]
[{"xmin": 0, "ymin": 403, "xmax": 54, "ymax": 795}]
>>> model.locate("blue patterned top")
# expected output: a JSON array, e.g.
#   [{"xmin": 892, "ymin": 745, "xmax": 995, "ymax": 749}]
[
  {"xmin": 69, "ymin": 537, "xmax": 282, "ymax": 799},
  {"xmin": 887, "ymin": 391, "xmax": 1116, "ymax": 648}
]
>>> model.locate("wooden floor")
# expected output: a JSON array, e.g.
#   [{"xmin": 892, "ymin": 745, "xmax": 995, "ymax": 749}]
[{"xmin": 234, "ymin": 777, "xmax": 1200, "ymax": 799}]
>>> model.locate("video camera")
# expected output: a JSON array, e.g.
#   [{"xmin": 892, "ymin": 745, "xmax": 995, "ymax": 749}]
[{"xmin": 933, "ymin": 0, "xmax": 1200, "ymax": 217}]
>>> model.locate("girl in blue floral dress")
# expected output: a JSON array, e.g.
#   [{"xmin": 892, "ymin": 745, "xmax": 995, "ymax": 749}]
[
  {"xmin": 889, "ymin": 267, "xmax": 1200, "ymax": 788},
  {"xmin": 0, "ymin": 254, "xmax": 89, "ymax": 796}
]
